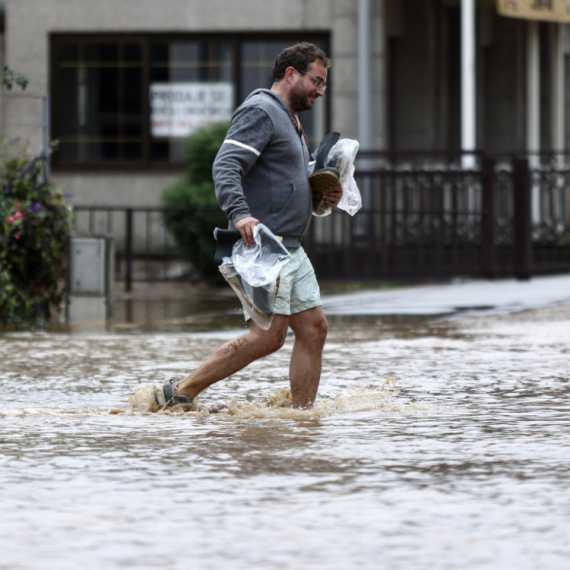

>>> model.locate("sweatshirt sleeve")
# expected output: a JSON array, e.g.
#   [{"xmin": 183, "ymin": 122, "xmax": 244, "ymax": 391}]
[{"xmin": 213, "ymin": 105, "xmax": 274, "ymax": 225}]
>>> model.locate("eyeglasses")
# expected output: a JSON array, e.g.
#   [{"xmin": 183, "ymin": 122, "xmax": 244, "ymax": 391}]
[{"xmin": 295, "ymin": 68, "xmax": 327, "ymax": 92}]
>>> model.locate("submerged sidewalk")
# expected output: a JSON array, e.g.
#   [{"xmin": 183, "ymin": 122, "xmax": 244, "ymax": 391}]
[
  {"xmin": 66, "ymin": 274, "xmax": 570, "ymax": 333},
  {"xmin": 320, "ymin": 274, "xmax": 570, "ymax": 319}
]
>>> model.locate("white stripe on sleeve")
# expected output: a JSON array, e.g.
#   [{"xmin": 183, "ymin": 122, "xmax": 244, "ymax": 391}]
[{"xmin": 223, "ymin": 139, "xmax": 261, "ymax": 157}]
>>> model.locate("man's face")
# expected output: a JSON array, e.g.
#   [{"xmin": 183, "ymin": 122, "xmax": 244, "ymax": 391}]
[{"xmin": 289, "ymin": 61, "xmax": 328, "ymax": 113}]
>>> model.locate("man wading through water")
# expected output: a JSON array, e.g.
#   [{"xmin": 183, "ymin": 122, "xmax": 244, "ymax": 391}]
[{"xmin": 154, "ymin": 43, "xmax": 342, "ymax": 409}]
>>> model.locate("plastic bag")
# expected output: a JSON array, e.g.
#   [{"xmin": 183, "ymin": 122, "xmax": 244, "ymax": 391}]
[
  {"xmin": 308, "ymin": 138, "xmax": 362, "ymax": 217},
  {"xmin": 333, "ymin": 139, "xmax": 362, "ymax": 216},
  {"xmin": 219, "ymin": 224, "xmax": 291, "ymax": 330}
]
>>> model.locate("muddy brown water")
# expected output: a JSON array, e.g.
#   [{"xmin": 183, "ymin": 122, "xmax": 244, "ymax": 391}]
[{"xmin": 1, "ymin": 299, "xmax": 569, "ymax": 569}]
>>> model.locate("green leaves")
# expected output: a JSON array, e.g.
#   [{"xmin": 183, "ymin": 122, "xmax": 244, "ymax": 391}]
[
  {"xmin": 161, "ymin": 122, "xmax": 229, "ymax": 276},
  {"xmin": 0, "ymin": 139, "xmax": 72, "ymax": 330}
]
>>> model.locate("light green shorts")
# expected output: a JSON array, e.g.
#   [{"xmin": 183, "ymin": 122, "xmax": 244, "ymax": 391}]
[
  {"xmin": 274, "ymin": 246, "xmax": 321, "ymax": 316},
  {"xmin": 243, "ymin": 246, "xmax": 321, "ymax": 322}
]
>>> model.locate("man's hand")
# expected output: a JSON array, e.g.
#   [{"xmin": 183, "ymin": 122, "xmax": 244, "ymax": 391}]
[
  {"xmin": 322, "ymin": 184, "xmax": 343, "ymax": 208},
  {"xmin": 234, "ymin": 216, "xmax": 260, "ymax": 247}
]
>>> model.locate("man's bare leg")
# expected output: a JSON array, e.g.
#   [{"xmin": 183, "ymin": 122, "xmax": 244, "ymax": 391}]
[
  {"xmin": 288, "ymin": 306, "xmax": 328, "ymax": 408},
  {"xmin": 175, "ymin": 315, "xmax": 290, "ymax": 401}
]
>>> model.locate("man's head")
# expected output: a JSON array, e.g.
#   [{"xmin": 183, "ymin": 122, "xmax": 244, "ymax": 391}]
[
  {"xmin": 271, "ymin": 43, "xmax": 331, "ymax": 113},
  {"xmin": 272, "ymin": 43, "xmax": 331, "ymax": 83}
]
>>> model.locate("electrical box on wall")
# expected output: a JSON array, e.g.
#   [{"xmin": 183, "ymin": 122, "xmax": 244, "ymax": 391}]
[
  {"xmin": 67, "ymin": 236, "xmax": 114, "ymax": 325},
  {"xmin": 69, "ymin": 236, "xmax": 109, "ymax": 295}
]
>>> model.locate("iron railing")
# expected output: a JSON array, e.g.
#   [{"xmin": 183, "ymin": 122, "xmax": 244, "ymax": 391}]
[
  {"xmin": 72, "ymin": 206, "xmax": 223, "ymax": 290},
  {"xmin": 72, "ymin": 152, "xmax": 570, "ymax": 287}
]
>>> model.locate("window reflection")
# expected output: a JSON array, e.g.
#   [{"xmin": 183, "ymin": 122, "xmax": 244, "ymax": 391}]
[
  {"xmin": 148, "ymin": 40, "xmax": 234, "ymax": 162},
  {"xmin": 54, "ymin": 36, "xmax": 328, "ymax": 166},
  {"xmin": 56, "ymin": 41, "xmax": 144, "ymax": 163}
]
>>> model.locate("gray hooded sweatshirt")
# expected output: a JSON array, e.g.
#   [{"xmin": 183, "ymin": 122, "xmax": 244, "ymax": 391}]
[{"xmin": 213, "ymin": 88, "xmax": 312, "ymax": 248}]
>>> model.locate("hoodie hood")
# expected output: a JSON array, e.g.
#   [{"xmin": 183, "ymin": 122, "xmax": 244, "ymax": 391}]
[{"xmin": 245, "ymin": 88, "xmax": 291, "ymax": 115}]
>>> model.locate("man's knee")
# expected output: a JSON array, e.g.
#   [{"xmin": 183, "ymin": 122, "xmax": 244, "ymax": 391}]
[
  {"xmin": 294, "ymin": 311, "xmax": 328, "ymax": 346},
  {"xmin": 266, "ymin": 325, "xmax": 288, "ymax": 354},
  {"xmin": 250, "ymin": 319, "xmax": 288, "ymax": 356},
  {"xmin": 312, "ymin": 315, "xmax": 328, "ymax": 345}
]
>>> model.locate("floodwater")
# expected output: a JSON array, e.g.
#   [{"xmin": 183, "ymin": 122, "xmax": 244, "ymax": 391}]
[{"xmin": 1, "ymin": 300, "xmax": 570, "ymax": 569}]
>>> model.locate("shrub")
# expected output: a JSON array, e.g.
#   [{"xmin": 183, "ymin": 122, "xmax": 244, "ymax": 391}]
[
  {"xmin": 0, "ymin": 137, "xmax": 73, "ymax": 329},
  {"xmin": 162, "ymin": 122, "xmax": 229, "ymax": 276}
]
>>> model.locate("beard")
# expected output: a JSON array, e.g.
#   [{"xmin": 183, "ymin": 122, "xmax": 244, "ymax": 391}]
[{"xmin": 289, "ymin": 80, "xmax": 313, "ymax": 112}]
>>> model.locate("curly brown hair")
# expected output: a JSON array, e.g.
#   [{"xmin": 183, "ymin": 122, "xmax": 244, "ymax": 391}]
[{"xmin": 272, "ymin": 43, "xmax": 331, "ymax": 82}]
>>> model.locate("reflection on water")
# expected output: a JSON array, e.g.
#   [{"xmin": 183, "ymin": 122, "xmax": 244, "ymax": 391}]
[{"xmin": 1, "ymin": 304, "xmax": 570, "ymax": 569}]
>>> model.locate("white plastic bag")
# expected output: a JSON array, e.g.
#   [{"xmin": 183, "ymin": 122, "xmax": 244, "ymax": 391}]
[
  {"xmin": 219, "ymin": 224, "xmax": 291, "ymax": 330},
  {"xmin": 232, "ymin": 225, "xmax": 291, "ymax": 287},
  {"xmin": 332, "ymin": 139, "xmax": 362, "ymax": 216},
  {"xmin": 308, "ymin": 138, "xmax": 361, "ymax": 217}
]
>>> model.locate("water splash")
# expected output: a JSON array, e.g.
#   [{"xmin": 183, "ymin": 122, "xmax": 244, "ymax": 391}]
[
  {"xmin": 128, "ymin": 384, "xmax": 162, "ymax": 413},
  {"xmin": 0, "ymin": 378, "xmax": 459, "ymax": 420},
  {"xmin": 124, "ymin": 377, "xmax": 439, "ymax": 420}
]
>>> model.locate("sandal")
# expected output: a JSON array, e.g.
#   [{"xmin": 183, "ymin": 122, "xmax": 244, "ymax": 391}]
[{"xmin": 153, "ymin": 379, "xmax": 192, "ymax": 408}]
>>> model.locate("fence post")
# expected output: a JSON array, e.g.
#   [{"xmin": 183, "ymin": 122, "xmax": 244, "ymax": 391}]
[
  {"xmin": 512, "ymin": 158, "xmax": 532, "ymax": 280},
  {"xmin": 125, "ymin": 208, "xmax": 133, "ymax": 292},
  {"xmin": 481, "ymin": 156, "xmax": 496, "ymax": 278}
]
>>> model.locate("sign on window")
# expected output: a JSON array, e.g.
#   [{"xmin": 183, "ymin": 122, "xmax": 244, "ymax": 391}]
[
  {"xmin": 150, "ymin": 83, "xmax": 233, "ymax": 138},
  {"xmin": 497, "ymin": 0, "xmax": 570, "ymax": 22}
]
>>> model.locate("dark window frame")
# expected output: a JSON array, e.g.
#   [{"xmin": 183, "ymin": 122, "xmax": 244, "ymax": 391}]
[{"xmin": 51, "ymin": 32, "xmax": 330, "ymax": 172}]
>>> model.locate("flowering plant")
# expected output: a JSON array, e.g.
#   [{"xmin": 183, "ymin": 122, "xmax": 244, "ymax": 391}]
[{"xmin": 0, "ymin": 137, "xmax": 73, "ymax": 329}]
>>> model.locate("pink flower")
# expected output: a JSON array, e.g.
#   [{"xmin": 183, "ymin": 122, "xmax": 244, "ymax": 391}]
[
  {"xmin": 7, "ymin": 216, "xmax": 14, "ymax": 225},
  {"xmin": 14, "ymin": 234, "xmax": 20, "ymax": 240},
  {"xmin": 14, "ymin": 211, "xmax": 23, "ymax": 220}
]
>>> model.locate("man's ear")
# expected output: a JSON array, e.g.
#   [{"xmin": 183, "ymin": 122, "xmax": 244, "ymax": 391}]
[{"xmin": 285, "ymin": 66, "xmax": 297, "ymax": 83}]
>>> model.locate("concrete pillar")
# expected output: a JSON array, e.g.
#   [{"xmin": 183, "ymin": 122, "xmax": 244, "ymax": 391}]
[
  {"xmin": 358, "ymin": 0, "xmax": 374, "ymax": 218},
  {"xmin": 551, "ymin": 23, "xmax": 565, "ymax": 153},
  {"xmin": 374, "ymin": 0, "xmax": 388, "ymax": 150},
  {"xmin": 526, "ymin": 20, "xmax": 540, "ymax": 222},
  {"xmin": 358, "ymin": 0, "xmax": 373, "ymax": 152},
  {"xmin": 526, "ymin": 21, "xmax": 540, "ymax": 155},
  {"xmin": 461, "ymin": 0, "xmax": 476, "ymax": 168}
]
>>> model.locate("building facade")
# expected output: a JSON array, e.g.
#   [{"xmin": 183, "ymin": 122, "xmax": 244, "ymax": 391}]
[
  {"xmin": 0, "ymin": 0, "xmax": 386, "ymax": 208},
  {"xmin": 1, "ymin": 0, "xmax": 569, "ymax": 209}
]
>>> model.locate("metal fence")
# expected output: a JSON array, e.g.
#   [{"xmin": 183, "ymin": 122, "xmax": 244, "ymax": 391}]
[
  {"xmin": 306, "ymin": 152, "xmax": 569, "ymax": 280},
  {"xmin": 306, "ymin": 155, "xmax": 489, "ymax": 279},
  {"xmin": 72, "ymin": 206, "xmax": 218, "ymax": 290},
  {"xmin": 72, "ymin": 152, "xmax": 570, "ymax": 287}
]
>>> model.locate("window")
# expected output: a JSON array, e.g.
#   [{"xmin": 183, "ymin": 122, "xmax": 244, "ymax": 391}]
[
  {"xmin": 52, "ymin": 34, "xmax": 329, "ymax": 169},
  {"xmin": 56, "ymin": 40, "xmax": 144, "ymax": 163}
]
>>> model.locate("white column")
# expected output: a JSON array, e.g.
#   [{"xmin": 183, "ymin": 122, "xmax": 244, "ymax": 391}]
[{"xmin": 461, "ymin": 0, "xmax": 476, "ymax": 169}]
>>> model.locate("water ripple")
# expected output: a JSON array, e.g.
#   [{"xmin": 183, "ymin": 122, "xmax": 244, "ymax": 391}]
[{"xmin": 1, "ymin": 310, "xmax": 569, "ymax": 569}]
